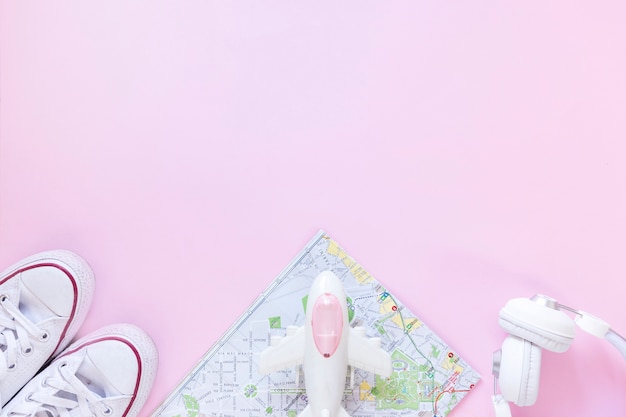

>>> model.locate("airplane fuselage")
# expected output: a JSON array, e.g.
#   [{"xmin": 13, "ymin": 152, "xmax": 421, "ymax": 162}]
[{"xmin": 302, "ymin": 271, "xmax": 351, "ymax": 417}]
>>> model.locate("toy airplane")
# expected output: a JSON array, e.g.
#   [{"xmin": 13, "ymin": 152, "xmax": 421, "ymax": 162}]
[{"xmin": 259, "ymin": 271, "xmax": 392, "ymax": 417}]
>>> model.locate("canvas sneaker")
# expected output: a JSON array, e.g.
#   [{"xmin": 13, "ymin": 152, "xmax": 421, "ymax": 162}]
[
  {"xmin": 0, "ymin": 250, "xmax": 95, "ymax": 407},
  {"xmin": 0, "ymin": 324, "xmax": 158, "ymax": 417}
]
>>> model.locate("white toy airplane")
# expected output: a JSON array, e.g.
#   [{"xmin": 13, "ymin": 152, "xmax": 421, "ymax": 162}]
[{"xmin": 259, "ymin": 271, "xmax": 392, "ymax": 417}]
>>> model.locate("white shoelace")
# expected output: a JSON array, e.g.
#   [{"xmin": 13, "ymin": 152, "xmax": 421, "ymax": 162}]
[
  {"xmin": 8, "ymin": 361, "xmax": 113, "ymax": 417},
  {"xmin": 0, "ymin": 294, "xmax": 49, "ymax": 376}
]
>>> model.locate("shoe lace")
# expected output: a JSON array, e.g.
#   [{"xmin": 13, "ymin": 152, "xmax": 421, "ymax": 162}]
[
  {"xmin": 0, "ymin": 294, "xmax": 48, "ymax": 376},
  {"xmin": 8, "ymin": 361, "xmax": 113, "ymax": 417}
]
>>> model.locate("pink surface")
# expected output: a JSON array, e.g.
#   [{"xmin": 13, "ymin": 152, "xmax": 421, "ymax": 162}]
[{"xmin": 1, "ymin": 2, "xmax": 626, "ymax": 416}]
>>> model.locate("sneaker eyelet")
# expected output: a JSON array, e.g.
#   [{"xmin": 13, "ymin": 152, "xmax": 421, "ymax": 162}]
[
  {"xmin": 25, "ymin": 393, "xmax": 34, "ymax": 402},
  {"xmin": 7, "ymin": 363, "xmax": 16, "ymax": 371},
  {"xmin": 0, "ymin": 294, "xmax": 9, "ymax": 303},
  {"xmin": 39, "ymin": 331, "xmax": 50, "ymax": 342},
  {"xmin": 58, "ymin": 361, "xmax": 68, "ymax": 371},
  {"xmin": 41, "ymin": 378, "xmax": 50, "ymax": 387},
  {"xmin": 22, "ymin": 346, "xmax": 33, "ymax": 356},
  {"xmin": 102, "ymin": 406, "xmax": 112, "ymax": 416}
]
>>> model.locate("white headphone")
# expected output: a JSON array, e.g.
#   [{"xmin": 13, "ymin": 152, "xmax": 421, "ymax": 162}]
[{"xmin": 491, "ymin": 294, "xmax": 626, "ymax": 417}]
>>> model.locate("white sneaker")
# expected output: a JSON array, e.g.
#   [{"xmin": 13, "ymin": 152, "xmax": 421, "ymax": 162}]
[
  {"xmin": 1, "ymin": 324, "xmax": 158, "ymax": 417},
  {"xmin": 0, "ymin": 250, "xmax": 95, "ymax": 406}
]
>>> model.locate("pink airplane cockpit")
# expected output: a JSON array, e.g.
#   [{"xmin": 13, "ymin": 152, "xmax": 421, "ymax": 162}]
[{"xmin": 311, "ymin": 293, "xmax": 344, "ymax": 358}]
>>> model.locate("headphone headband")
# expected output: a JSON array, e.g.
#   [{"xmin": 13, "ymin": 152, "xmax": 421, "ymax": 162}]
[{"xmin": 606, "ymin": 329, "xmax": 626, "ymax": 360}]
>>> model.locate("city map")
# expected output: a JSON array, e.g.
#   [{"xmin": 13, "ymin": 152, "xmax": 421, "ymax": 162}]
[{"xmin": 151, "ymin": 231, "xmax": 480, "ymax": 417}]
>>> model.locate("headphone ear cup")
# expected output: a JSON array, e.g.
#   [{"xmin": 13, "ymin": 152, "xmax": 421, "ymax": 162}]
[
  {"xmin": 497, "ymin": 335, "xmax": 542, "ymax": 407},
  {"xmin": 499, "ymin": 297, "xmax": 576, "ymax": 353}
]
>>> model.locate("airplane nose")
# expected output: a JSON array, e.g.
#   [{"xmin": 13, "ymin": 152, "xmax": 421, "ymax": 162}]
[{"xmin": 313, "ymin": 271, "xmax": 342, "ymax": 291}]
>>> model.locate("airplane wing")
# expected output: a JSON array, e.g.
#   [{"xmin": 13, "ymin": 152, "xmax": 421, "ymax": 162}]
[
  {"xmin": 258, "ymin": 326, "xmax": 306, "ymax": 374},
  {"xmin": 337, "ymin": 407, "xmax": 351, "ymax": 417},
  {"xmin": 297, "ymin": 405, "xmax": 312, "ymax": 417},
  {"xmin": 347, "ymin": 327, "xmax": 392, "ymax": 377}
]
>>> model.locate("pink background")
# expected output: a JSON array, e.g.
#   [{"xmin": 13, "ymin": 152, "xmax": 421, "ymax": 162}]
[{"xmin": 1, "ymin": 2, "xmax": 626, "ymax": 416}]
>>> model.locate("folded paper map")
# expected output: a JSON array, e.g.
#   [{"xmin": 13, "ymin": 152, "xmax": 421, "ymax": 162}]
[{"xmin": 151, "ymin": 230, "xmax": 480, "ymax": 417}]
